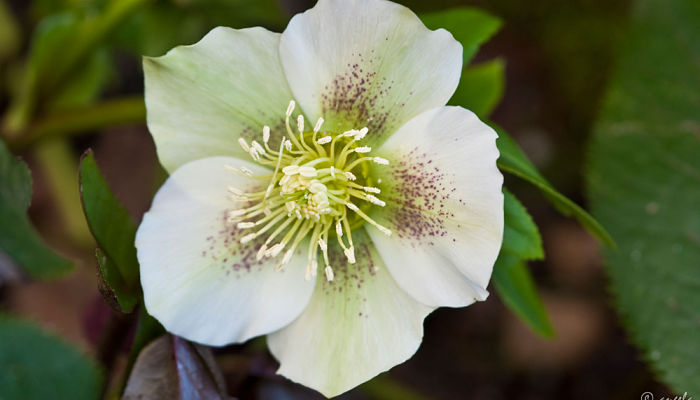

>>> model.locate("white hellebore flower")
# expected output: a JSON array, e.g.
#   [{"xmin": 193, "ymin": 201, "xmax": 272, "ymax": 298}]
[{"xmin": 135, "ymin": 0, "xmax": 504, "ymax": 397}]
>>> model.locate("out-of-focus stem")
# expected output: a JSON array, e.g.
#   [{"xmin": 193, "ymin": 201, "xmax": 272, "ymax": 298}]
[{"xmin": 6, "ymin": 96, "xmax": 146, "ymax": 151}]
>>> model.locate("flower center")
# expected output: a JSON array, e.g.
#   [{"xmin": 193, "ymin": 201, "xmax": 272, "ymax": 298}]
[{"xmin": 226, "ymin": 101, "xmax": 392, "ymax": 282}]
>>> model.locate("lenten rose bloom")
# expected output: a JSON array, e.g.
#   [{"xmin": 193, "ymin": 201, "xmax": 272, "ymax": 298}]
[{"xmin": 135, "ymin": 0, "xmax": 503, "ymax": 396}]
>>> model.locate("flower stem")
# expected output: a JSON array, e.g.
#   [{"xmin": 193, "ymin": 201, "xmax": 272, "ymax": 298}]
[{"xmin": 5, "ymin": 96, "xmax": 146, "ymax": 151}]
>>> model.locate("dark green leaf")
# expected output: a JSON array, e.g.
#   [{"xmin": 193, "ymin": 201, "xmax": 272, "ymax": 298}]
[
  {"xmin": 0, "ymin": 315, "xmax": 102, "ymax": 399},
  {"xmin": 493, "ymin": 253, "xmax": 554, "ymax": 338},
  {"xmin": 122, "ymin": 335, "xmax": 229, "ymax": 400},
  {"xmin": 0, "ymin": 139, "xmax": 73, "ymax": 279},
  {"xmin": 501, "ymin": 188, "xmax": 544, "ymax": 261},
  {"xmin": 420, "ymin": 7, "xmax": 502, "ymax": 65},
  {"xmin": 586, "ymin": 0, "xmax": 700, "ymax": 393},
  {"xmin": 4, "ymin": 0, "xmax": 147, "ymax": 131},
  {"xmin": 495, "ymin": 126, "xmax": 615, "ymax": 247},
  {"xmin": 79, "ymin": 150, "xmax": 139, "ymax": 288},
  {"xmin": 450, "ymin": 58, "xmax": 505, "ymax": 118},
  {"xmin": 96, "ymin": 247, "xmax": 138, "ymax": 313},
  {"xmin": 113, "ymin": 0, "xmax": 286, "ymax": 57}
]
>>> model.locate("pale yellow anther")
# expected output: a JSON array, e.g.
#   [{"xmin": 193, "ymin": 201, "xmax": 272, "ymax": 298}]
[
  {"xmin": 336, "ymin": 221, "xmax": 343, "ymax": 237},
  {"xmin": 297, "ymin": 115, "xmax": 305, "ymax": 134},
  {"xmin": 283, "ymin": 165, "xmax": 300, "ymax": 175},
  {"xmin": 373, "ymin": 157, "xmax": 389, "ymax": 165},
  {"xmin": 298, "ymin": 166, "xmax": 317, "ymax": 177},
  {"xmin": 263, "ymin": 126, "xmax": 271, "ymax": 143},
  {"xmin": 308, "ymin": 181, "xmax": 327, "ymax": 193},
  {"xmin": 355, "ymin": 127, "xmax": 368, "ymax": 140},
  {"xmin": 313, "ymin": 117, "xmax": 324, "ymax": 133},
  {"xmin": 365, "ymin": 194, "xmax": 386, "ymax": 207},
  {"xmin": 252, "ymin": 140, "xmax": 265, "ymax": 155},
  {"xmin": 344, "ymin": 247, "xmax": 356, "ymax": 264},
  {"xmin": 240, "ymin": 233, "xmax": 257, "ymax": 244},
  {"xmin": 238, "ymin": 138, "xmax": 250, "ymax": 152},
  {"xmin": 256, "ymin": 244, "xmax": 268, "ymax": 261},
  {"xmin": 324, "ymin": 265, "xmax": 334, "ymax": 281}
]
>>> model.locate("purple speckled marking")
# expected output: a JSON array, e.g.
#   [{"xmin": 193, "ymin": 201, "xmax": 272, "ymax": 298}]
[
  {"xmin": 238, "ymin": 117, "xmax": 286, "ymax": 147},
  {"xmin": 320, "ymin": 51, "xmax": 410, "ymax": 139},
  {"xmin": 384, "ymin": 147, "xmax": 463, "ymax": 246},
  {"xmin": 201, "ymin": 208, "xmax": 269, "ymax": 279},
  {"xmin": 318, "ymin": 236, "xmax": 379, "ymax": 319}
]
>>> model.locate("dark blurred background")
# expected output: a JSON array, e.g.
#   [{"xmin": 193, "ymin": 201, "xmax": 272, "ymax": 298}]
[{"xmin": 0, "ymin": 0, "xmax": 671, "ymax": 398}]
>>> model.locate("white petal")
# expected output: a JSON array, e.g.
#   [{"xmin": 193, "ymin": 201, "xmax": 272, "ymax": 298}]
[
  {"xmin": 136, "ymin": 157, "xmax": 315, "ymax": 346},
  {"xmin": 267, "ymin": 228, "xmax": 433, "ymax": 397},
  {"xmin": 279, "ymin": 0, "xmax": 462, "ymax": 146},
  {"xmin": 144, "ymin": 27, "xmax": 295, "ymax": 173},
  {"xmin": 368, "ymin": 106, "xmax": 504, "ymax": 307}
]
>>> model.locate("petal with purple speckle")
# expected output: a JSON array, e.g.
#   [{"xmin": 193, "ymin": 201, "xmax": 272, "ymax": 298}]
[
  {"xmin": 279, "ymin": 0, "xmax": 462, "ymax": 147},
  {"xmin": 368, "ymin": 106, "xmax": 504, "ymax": 307},
  {"xmin": 267, "ymin": 228, "xmax": 433, "ymax": 398},
  {"xmin": 136, "ymin": 156, "xmax": 315, "ymax": 346}
]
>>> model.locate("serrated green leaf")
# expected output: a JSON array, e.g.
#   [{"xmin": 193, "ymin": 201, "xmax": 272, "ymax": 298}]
[
  {"xmin": 0, "ymin": 139, "xmax": 73, "ymax": 279},
  {"xmin": 586, "ymin": 0, "xmax": 700, "ymax": 394},
  {"xmin": 79, "ymin": 150, "xmax": 139, "ymax": 288},
  {"xmin": 502, "ymin": 188, "xmax": 544, "ymax": 261},
  {"xmin": 450, "ymin": 58, "xmax": 505, "ymax": 118},
  {"xmin": 495, "ymin": 125, "xmax": 614, "ymax": 247},
  {"xmin": 420, "ymin": 7, "xmax": 502, "ymax": 65},
  {"xmin": 493, "ymin": 253, "xmax": 554, "ymax": 338},
  {"xmin": 0, "ymin": 315, "xmax": 102, "ymax": 399}
]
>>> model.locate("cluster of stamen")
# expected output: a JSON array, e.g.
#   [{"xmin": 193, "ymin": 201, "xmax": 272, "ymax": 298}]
[{"xmin": 226, "ymin": 101, "xmax": 392, "ymax": 282}]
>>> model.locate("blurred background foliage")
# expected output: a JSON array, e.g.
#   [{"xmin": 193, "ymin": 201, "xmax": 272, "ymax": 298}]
[{"xmin": 0, "ymin": 0, "xmax": 698, "ymax": 399}]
